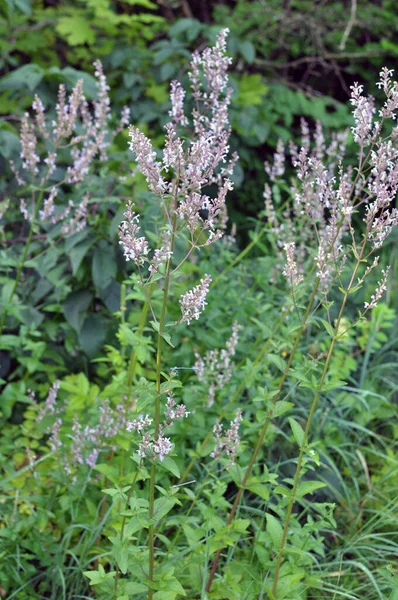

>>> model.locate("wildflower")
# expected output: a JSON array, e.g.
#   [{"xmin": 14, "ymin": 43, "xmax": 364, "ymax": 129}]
[
  {"xmin": 180, "ymin": 274, "xmax": 212, "ymax": 325},
  {"xmin": 153, "ymin": 435, "xmax": 173, "ymax": 461},
  {"xmin": 169, "ymin": 80, "xmax": 188, "ymax": 126},
  {"xmin": 128, "ymin": 126, "xmax": 166, "ymax": 195},
  {"xmin": 20, "ymin": 113, "xmax": 40, "ymax": 174},
  {"xmin": 86, "ymin": 448, "xmax": 100, "ymax": 468},
  {"xmin": 195, "ymin": 321, "xmax": 240, "ymax": 406},
  {"xmin": 282, "ymin": 242, "xmax": 303, "ymax": 286},
  {"xmin": 39, "ymin": 188, "xmax": 57, "ymax": 221},
  {"xmin": 126, "ymin": 415, "xmax": 153, "ymax": 432},
  {"xmin": 61, "ymin": 193, "xmax": 89, "ymax": 236},
  {"xmin": 49, "ymin": 418, "xmax": 62, "ymax": 453},
  {"xmin": 350, "ymin": 82, "xmax": 376, "ymax": 145},
  {"xmin": 364, "ymin": 266, "xmax": 390, "ymax": 310},
  {"xmin": 210, "ymin": 409, "xmax": 242, "ymax": 467},
  {"xmin": 36, "ymin": 380, "xmax": 61, "ymax": 423},
  {"xmin": 119, "ymin": 202, "xmax": 150, "ymax": 265}
]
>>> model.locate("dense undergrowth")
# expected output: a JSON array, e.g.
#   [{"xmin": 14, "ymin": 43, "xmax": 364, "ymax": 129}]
[{"xmin": 1, "ymin": 2, "xmax": 398, "ymax": 600}]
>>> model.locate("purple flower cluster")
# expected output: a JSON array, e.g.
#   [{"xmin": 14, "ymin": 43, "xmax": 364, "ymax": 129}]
[
  {"xmin": 126, "ymin": 393, "xmax": 189, "ymax": 462},
  {"xmin": 180, "ymin": 274, "xmax": 212, "ymax": 325},
  {"xmin": 195, "ymin": 321, "xmax": 240, "ymax": 406},
  {"xmin": 211, "ymin": 409, "xmax": 242, "ymax": 467},
  {"xmin": 123, "ymin": 29, "xmax": 236, "ymax": 275}
]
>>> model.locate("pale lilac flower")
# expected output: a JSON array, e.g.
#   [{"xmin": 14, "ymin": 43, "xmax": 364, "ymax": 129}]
[
  {"xmin": 61, "ymin": 193, "xmax": 89, "ymax": 236},
  {"xmin": 364, "ymin": 266, "xmax": 390, "ymax": 310},
  {"xmin": 119, "ymin": 202, "xmax": 150, "ymax": 265},
  {"xmin": 49, "ymin": 418, "xmax": 62, "ymax": 453},
  {"xmin": 282, "ymin": 242, "xmax": 303, "ymax": 286},
  {"xmin": 169, "ymin": 80, "xmax": 188, "ymax": 126},
  {"xmin": 195, "ymin": 321, "xmax": 240, "ymax": 406},
  {"xmin": 164, "ymin": 393, "xmax": 190, "ymax": 427},
  {"xmin": 126, "ymin": 415, "xmax": 153, "ymax": 432},
  {"xmin": 210, "ymin": 409, "xmax": 242, "ymax": 467},
  {"xmin": 265, "ymin": 139, "xmax": 285, "ymax": 181},
  {"xmin": 32, "ymin": 95, "xmax": 49, "ymax": 139},
  {"xmin": 20, "ymin": 198, "xmax": 33, "ymax": 222},
  {"xmin": 86, "ymin": 448, "xmax": 100, "ymax": 468},
  {"xmin": 180, "ymin": 274, "xmax": 212, "ymax": 325},
  {"xmin": 153, "ymin": 435, "xmax": 173, "ymax": 461},
  {"xmin": 39, "ymin": 188, "xmax": 57, "ymax": 221},
  {"xmin": 20, "ymin": 113, "xmax": 40, "ymax": 174},
  {"xmin": 128, "ymin": 127, "xmax": 166, "ymax": 195},
  {"xmin": 350, "ymin": 82, "xmax": 376, "ymax": 145},
  {"xmin": 36, "ymin": 380, "xmax": 61, "ymax": 423}
]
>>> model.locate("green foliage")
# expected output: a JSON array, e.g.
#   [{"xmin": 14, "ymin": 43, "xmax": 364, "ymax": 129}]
[{"xmin": 1, "ymin": 3, "xmax": 398, "ymax": 600}]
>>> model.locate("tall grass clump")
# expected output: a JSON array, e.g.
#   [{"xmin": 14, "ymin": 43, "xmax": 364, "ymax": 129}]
[{"xmin": 1, "ymin": 30, "xmax": 397, "ymax": 600}]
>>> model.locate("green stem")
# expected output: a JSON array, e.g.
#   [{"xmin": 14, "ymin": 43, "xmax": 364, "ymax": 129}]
[
  {"xmin": 271, "ymin": 243, "xmax": 366, "ymax": 597},
  {"xmin": 147, "ymin": 214, "xmax": 177, "ymax": 599},
  {"xmin": 205, "ymin": 281, "xmax": 319, "ymax": 593},
  {"xmin": 114, "ymin": 469, "xmax": 140, "ymax": 598}
]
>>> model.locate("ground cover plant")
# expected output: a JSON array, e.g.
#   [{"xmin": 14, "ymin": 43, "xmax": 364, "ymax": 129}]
[{"xmin": 1, "ymin": 7, "xmax": 398, "ymax": 600}]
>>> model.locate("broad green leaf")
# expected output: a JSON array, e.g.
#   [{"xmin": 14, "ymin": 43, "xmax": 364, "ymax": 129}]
[
  {"xmin": 266, "ymin": 513, "xmax": 283, "ymax": 549},
  {"xmin": 108, "ymin": 537, "xmax": 129, "ymax": 574},
  {"xmin": 288, "ymin": 417, "xmax": 305, "ymax": 448},
  {"xmin": 272, "ymin": 401, "xmax": 294, "ymax": 417},
  {"xmin": 56, "ymin": 15, "xmax": 95, "ymax": 46},
  {"xmin": 160, "ymin": 456, "xmax": 180, "ymax": 478},
  {"xmin": 79, "ymin": 315, "xmax": 107, "ymax": 357},
  {"xmin": 246, "ymin": 482, "xmax": 269, "ymax": 501},
  {"xmin": 320, "ymin": 318, "xmax": 335, "ymax": 338},
  {"xmin": 64, "ymin": 290, "xmax": 92, "ymax": 332},
  {"xmin": 296, "ymin": 480, "xmax": 326, "ymax": 499},
  {"xmin": 267, "ymin": 353, "xmax": 287, "ymax": 373},
  {"xmin": 0, "ymin": 64, "xmax": 44, "ymax": 91},
  {"xmin": 92, "ymin": 241, "xmax": 117, "ymax": 291},
  {"xmin": 152, "ymin": 497, "xmax": 176, "ymax": 522},
  {"xmin": 239, "ymin": 40, "xmax": 255, "ymax": 63},
  {"xmin": 70, "ymin": 237, "xmax": 95, "ymax": 275},
  {"xmin": 124, "ymin": 581, "xmax": 148, "ymax": 594}
]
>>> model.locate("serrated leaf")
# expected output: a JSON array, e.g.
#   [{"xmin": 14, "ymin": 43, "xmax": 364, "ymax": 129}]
[
  {"xmin": 267, "ymin": 353, "xmax": 287, "ymax": 373},
  {"xmin": 296, "ymin": 480, "xmax": 326, "ymax": 499},
  {"xmin": 56, "ymin": 15, "xmax": 95, "ymax": 46},
  {"xmin": 124, "ymin": 581, "xmax": 148, "ymax": 594},
  {"xmin": 266, "ymin": 513, "xmax": 283, "ymax": 549},
  {"xmin": 246, "ymin": 482, "xmax": 269, "ymax": 501},
  {"xmin": 152, "ymin": 497, "xmax": 176, "ymax": 522},
  {"xmin": 320, "ymin": 319, "xmax": 335, "ymax": 338},
  {"xmin": 272, "ymin": 401, "xmax": 294, "ymax": 417},
  {"xmin": 288, "ymin": 417, "xmax": 305, "ymax": 448},
  {"xmin": 160, "ymin": 456, "xmax": 180, "ymax": 478}
]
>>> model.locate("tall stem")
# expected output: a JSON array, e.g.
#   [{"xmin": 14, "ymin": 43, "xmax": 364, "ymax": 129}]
[
  {"xmin": 271, "ymin": 242, "xmax": 366, "ymax": 596},
  {"xmin": 147, "ymin": 213, "xmax": 177, "ymax": 599},
  {"xmin": 205, "ymin": 281, "xmax": 319, "ymax": 592}
]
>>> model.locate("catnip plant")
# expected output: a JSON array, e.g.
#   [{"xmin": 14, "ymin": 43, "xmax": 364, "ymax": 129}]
[
  {"xmin": 205, "ymin": 68, "xmax": 398, "ymax": 596},
  {"xmin": 108, "ymin": 28, "xmax": 241, "ymax": 599},
  {"xmin": 4, "ymin": 26, "xmax": 398, "ymax": 600}
]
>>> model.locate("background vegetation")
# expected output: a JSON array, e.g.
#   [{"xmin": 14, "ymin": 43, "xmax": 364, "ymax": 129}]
[{"xmin": 0, "ymin": 1, "xmax": 397, "ymax": 599}]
